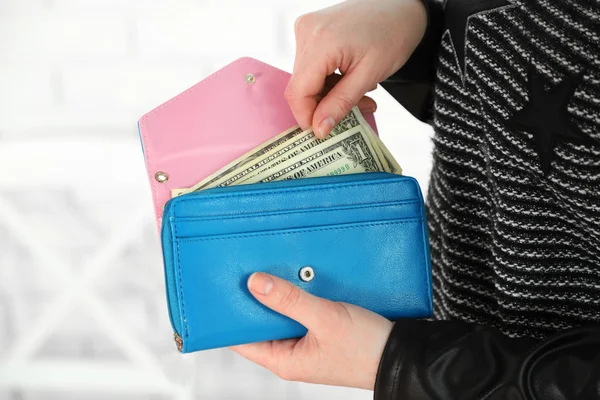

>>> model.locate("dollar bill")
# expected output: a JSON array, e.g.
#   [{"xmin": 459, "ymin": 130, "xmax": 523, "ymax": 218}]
[
  {"xmin": 174, "ymin": 108, "xmax": 373, "ymax": 194},
  {"xmin": 172, "ymin": 125, "xmax": 304, "ymax": 196},
  {"xmin": 365, "ymin": 126, "xmax": 402, "ymax": 174},
  {"xmin": 171, "ymin": 108, "xmax": 401, "ymax": 197},
  {"xmin": 233, "ymin": 108, "xmax": 388, "ymax": 185},
  {"xmin": 173, "ymin": 108, "xmax": 371, "ymax": 195},
  {"xmin": 171, "ymin": 188, "xmax": 190, "ymax": 197},
  {"xmin": 243, "ymin": 125, "xmax": 386, "ymax": 184},
  {"xmin": 211, "ymin": 128, "xmax": 325, "ymax": 188},
  {"xmin": 347, "ymin": 109, "xmax": 402, "ymax": 175},
  {"xmin": 348, "ymin": 109, "xmax": 390, "ymax": 172}
]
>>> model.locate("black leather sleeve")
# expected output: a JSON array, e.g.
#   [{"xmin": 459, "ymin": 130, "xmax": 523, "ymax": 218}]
[
  {"xmin": 374, "ymin": 319, "xmax": 600, "ymax": 400},
  {"xmin": 379, "ymin": 0, "xmax": 445, "ymax": 122}
]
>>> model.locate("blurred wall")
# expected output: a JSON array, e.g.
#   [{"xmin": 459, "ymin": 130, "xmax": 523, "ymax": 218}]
[{"xmin": 0, "ymin": 0, "xmax": 433, "ymax": 399}]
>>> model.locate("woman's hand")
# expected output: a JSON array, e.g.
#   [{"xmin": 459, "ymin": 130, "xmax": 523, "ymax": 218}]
[
  {"xmin": 229, "ymin": 272, "xmax": 394, "ymax": 390},
  {"xmin": 286, "ymin": 0, "xmax": 427, "ymax": 138}
]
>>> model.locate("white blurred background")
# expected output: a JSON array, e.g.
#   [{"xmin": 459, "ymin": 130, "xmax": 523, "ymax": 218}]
[{"xmin": 0, "ymin": 0, "xmax": 433, "ymax": 399}]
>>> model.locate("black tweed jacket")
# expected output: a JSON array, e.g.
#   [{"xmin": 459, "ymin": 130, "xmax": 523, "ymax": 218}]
[{"xmin": 376, "ymin": 0, "xmax": 600, "ymax": 398}]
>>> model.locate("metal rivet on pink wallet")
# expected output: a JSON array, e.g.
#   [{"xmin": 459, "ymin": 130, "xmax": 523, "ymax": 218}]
[
  {"xmin": 244, "ymin": 73, "xmax": 256, "ymax": 84},
  {"xmin": 155, "ymin": 171, "xmax": 169, "ymax": 183}
]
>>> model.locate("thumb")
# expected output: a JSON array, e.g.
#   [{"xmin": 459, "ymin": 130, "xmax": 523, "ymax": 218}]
[
  {"xmin": 312, "ymin": 67, "xmax": 374, "ymax": 138},
  {"xmin": 247, "ymin": 272, "xmax": 332, "ymax": 330}
]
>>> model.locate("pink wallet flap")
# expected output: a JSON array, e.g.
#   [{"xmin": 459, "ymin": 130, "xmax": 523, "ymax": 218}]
[{"xmin": 138, "ymin": 57, "xmax": 378, "ymax": 231}]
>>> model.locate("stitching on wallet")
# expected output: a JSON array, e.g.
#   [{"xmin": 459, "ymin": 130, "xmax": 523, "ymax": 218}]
[
  {"xmin": 174, "ymin": 221, "xmax": 189, "ymax": 340},
  {"xmin": 178, "ymin": 218, "xmax": 422, "ymax": 242},
  {"xmin": 139, "ymin": 120, "xmax": 159, "ymax": 225},
  {"xmin": 175, "ymin": 200, "xmax": 421, "ymax": 223},
  {"xmin": 174, "ymin": 179, "xmax": 419, "ymax": 211}
]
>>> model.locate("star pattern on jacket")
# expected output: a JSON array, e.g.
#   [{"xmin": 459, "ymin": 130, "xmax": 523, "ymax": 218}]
[{"xmin": 508, "ymin": 64, "xmax": 595, "ymax": 175}]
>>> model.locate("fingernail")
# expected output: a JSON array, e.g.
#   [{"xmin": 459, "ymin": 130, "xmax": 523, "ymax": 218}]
[
  {"xmin": 248, "ymin": 273, "xmax": 273, "ymax": 295},
  {"xmin": 318, "ymin": 116, "xmax": 335, "ymax": 138}
]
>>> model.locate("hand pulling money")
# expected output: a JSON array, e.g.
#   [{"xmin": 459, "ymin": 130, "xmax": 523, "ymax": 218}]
[{"xmin": 171, "ymin": 107, "xmax": 401, "ymax": 197}]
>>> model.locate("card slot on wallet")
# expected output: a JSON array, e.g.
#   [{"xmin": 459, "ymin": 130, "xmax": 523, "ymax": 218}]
[
  {"xmin": 169, "ymin": 172, "xmax": 419, "ymax": 219},
  {"xmin": 172, "ymin": 200, "xmax": 422, "ymax": 238}
]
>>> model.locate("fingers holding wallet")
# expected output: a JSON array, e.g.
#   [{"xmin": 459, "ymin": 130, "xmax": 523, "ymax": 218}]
[
  {"xmin": 246, "ymin": 272, "xmax": 338, "ymax": 331},
  {"xmin": 230, "ymin": 272, "xmax": 394, "ymax": 390}
]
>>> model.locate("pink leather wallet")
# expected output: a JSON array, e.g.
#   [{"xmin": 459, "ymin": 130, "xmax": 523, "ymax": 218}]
[{"xmin": 138, "ymin": 57, "xmax": 378, "ymax": 231}]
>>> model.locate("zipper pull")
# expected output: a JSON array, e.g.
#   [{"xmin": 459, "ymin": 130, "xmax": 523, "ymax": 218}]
[{"xmin": 174, "ymin": 332, "xmax": 183, "ymax": 352}]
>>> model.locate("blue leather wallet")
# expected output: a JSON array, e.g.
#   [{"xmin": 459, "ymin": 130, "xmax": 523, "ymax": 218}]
[{"xmin": 161, "ymin": 172, "xmax": 433, "ymax": 353}]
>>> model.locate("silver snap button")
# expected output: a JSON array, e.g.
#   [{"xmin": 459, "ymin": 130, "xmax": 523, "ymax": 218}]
[
  {"xmin": 245, "ymin": 73, "xmax": 256, "ymax": 84},
  {"xmin": 155, "ymin": 171, "xmax": 169, "ymax": 183},
  {"xmin": 299, "ymin": 266, "xmax": 314, "ymax": 282}
]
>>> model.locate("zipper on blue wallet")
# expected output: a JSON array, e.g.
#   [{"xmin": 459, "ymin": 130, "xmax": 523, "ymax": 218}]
[{"xmin": 161, "ymin": 204, "xmax": 185, "ymax": 352}]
